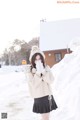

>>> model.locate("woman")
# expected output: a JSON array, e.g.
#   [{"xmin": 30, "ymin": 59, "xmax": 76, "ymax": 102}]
[{"xmin": 25, "ymin": 46, "xmax": 58, "ymax": 120}]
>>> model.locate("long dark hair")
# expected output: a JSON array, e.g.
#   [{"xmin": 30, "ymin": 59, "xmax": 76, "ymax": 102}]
[{"xmin": 30, "ymin": 53, "xmax": 45, "ymax": 69}]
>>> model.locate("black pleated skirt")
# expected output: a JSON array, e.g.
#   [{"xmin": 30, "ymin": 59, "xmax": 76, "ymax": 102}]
[{"xmin": 33, "ymin": 95, "xmax": 58, "ymax": 114}]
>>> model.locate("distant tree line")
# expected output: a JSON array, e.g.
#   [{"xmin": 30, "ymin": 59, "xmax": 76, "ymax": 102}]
[{"xmin": 0, "ymin": 37, "xmax": 39, "ymax": 65}]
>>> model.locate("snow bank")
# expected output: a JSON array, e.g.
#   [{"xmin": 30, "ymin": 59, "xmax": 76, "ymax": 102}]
[{"xmin": 51, "ymin": 47, "xmax": 80, "ymax": 120}]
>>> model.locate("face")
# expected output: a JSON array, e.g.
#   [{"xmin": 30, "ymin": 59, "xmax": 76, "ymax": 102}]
[
  {"xmin": 35, "ymin": 55, "xmax": 42, "ymax": 64},
  {"xmin": 35, "ymin": 55, "xmax": 41, "ymax": 61},
  {"xmin": 31, "ymin": 53, "xmax": 44, "ymax": 68}
]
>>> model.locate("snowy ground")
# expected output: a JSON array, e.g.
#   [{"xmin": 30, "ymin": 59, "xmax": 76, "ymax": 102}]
[
  {"xmin": 0, "ymin": 66, "xmax": 41, "ymax": 120},
  {"xmin": 0, "ymin": 47, "xmax": 80, "ymax": 120}
]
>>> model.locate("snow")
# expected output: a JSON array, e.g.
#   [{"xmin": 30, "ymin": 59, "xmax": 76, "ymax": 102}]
[
  {"xmin": 68, "ymin": 37, "xmax": 80, "ymax": 52},
  {"xmin": 51, "ymin": 47, "xmax": 80, "ymax": 120},
  {"xmin": 0, "ymin": 46, "xmax": 80, "ymax": 120},
  {"xmin": 0, "ymin": 66, "xmax": 39, "ymax": 120}
]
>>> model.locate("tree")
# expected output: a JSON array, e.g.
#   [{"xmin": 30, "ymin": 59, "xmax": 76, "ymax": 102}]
[
  {"xmin": 1, "ymin": 37, "xmax": 39, "ymax": 65},
  {"xmin": 2, "ymin": 49, "xmax": 9, "ymax": 65}
]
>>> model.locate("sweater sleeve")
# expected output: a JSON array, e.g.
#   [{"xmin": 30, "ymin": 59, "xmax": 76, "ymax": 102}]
[
  {"xmin": 42, "ymin": 65, "xmax": 54, "ymax": 84},
  {"xmin": 27, "ymin": 72, "xmax": 43, "ymax": 88},
  {"xmin": 24, "ymin": 65, "xmax": 43, "ymax": 88}
]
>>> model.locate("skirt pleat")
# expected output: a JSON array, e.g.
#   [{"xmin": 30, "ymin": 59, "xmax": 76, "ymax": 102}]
[{"xmin": 33, "ymin": 95, "xmax": 58, "ymax": 114}]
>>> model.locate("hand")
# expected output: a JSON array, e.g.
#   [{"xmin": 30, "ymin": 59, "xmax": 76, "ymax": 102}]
[{"xmin": 36, "ymin": 60, "xmax": 45, "ymax": 73}]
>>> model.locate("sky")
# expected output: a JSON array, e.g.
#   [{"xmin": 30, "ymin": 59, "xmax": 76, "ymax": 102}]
[
  {"xmin": 0, "ymin": 0, "xmax": 80, "ymax": 55},
  {"xmin": 40, "ymin": 18, "xmax": 80, "ymax": 51}
]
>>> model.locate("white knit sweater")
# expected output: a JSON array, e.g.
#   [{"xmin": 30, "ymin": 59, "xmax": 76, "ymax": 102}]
[{"xmin": 24, "ymin": 65, "xmax": 54, "ymax": 98}]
